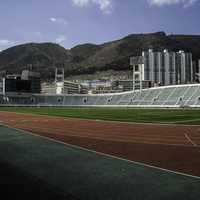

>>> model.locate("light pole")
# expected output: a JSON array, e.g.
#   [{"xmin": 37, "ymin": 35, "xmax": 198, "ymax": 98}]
[
  {"xmin": 130, "ymin": 56, "xmax": 143, "ymax": 93},
  {"xmin": 132, "ymin": 64, "xmax": 135, "ymax": 92}
]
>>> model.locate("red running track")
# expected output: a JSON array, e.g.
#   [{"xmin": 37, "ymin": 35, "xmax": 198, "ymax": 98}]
[{"xmin": 0, "ymin": 112, "xmax": 200, "ymax": 177}]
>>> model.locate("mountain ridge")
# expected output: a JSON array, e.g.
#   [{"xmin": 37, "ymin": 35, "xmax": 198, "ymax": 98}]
[{"xmin": 0, "ymin": 32, "xmax": 200, "ymax": 80}]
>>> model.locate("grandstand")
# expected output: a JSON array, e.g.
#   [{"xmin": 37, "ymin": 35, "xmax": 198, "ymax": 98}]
[{"xmin": 1, "ymin": 84, "xmax": 200, "ymax": 107}]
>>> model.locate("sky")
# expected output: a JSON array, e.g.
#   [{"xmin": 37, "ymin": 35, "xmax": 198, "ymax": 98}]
[{"xmin": 0, "ymin": 0, "xmax": 199, "ymax": 51}]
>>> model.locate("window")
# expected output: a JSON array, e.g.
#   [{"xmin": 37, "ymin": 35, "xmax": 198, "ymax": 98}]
[
  {"xmin": 135, "ymin": 65, "xmax": 139, "ymax": 72},
  {"xmin": 135, "ymin": 74, "xmax": 140, "ymax": 80}
]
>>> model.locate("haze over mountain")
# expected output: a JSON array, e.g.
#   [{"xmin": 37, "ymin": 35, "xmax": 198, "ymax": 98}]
[{"xmin": 0, "ymin": 32, "xmax": 200, "ymax": 80}]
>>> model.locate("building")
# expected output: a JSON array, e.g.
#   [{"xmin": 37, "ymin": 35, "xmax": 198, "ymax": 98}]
[
  {"xmin": 21, "ymin": 70, "xmax": 41, "ymax": 93},
  {"xmin": 41, "ymin": 68, "xmax": 87, "ymax": 95},
  {"xmin": 112, "ymin": 80, "xmax": 151, "ymax": 92},
  {"xmin": 81, "ymin": 80, "xmax": 113, "ymax": 93},
  {"xmin": 131, "ymin": 49, "xmax": 194, "ymax": 88},
  {"xmin": 63, "ymin": 81, "xmax": 81, "ymax": 94},
  {"xmin": 41, "ymin": 80, "xmax": 86, "ymax": 94},
  {"xmin": 81, "ymin": 80, "xmax": 111, "ymax": 90},
  {"xmin": 41, "ymin": 82, "xmax": 57, "ymax": 94},
  {"xmin": 2, "ymin": 70, "xmax": 41, "ymax": 94}
]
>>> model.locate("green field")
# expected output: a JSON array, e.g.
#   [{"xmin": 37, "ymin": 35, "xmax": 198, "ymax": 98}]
[{"xmin": 1, "ymin": 107, "xmax": 200, "ymax": 124}]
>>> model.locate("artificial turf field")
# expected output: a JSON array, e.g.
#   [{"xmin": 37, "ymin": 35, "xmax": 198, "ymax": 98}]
[
  {"xmin": 1, "ymin": 107, "xmax": 200, "ymax": 124},
  {"xmin": 0, "ymin": 125, "xmax": 200, "ymax": 200}
]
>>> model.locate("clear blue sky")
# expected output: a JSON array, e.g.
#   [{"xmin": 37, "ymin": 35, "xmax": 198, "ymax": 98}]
[{"xmin": 0, "ymin": 0, "xmax": 199, "ymax": 51}]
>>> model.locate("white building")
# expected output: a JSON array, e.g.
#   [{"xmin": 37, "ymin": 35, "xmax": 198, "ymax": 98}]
[
  {"xmin": 131, "ymin": 49, "xmax": 193, "ymax": 87},
  {"xmin": 41, "ymin": 82, "xmax": 57, "ymax": 94},
  {"xmin": 41, "ymin": 81, "xmax": 83, "ymax": 94}
]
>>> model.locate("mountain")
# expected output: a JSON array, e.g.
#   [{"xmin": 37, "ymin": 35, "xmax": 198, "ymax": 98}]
[{"xmin": 0, "ymin": 32, "xmax": 200, "ymax": 80}]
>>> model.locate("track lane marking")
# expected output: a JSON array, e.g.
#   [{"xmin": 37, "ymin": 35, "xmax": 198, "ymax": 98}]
[
  {"xmin": 2, "ymin": 123, "xmax": 200, "ymax": 180},
  {"xmin": 8, "ymin": 125, "xmax": 198, "ymax": 148},
  {"xmin": 2, "ymin": 120, "xmax": 200, "ymax": 148},
  {"xmin": 184, "ymin": 133, "xmax": 197, "ymax": 147},
  {"xmin": 172, "ymin": 118, "xmax": 200, "ymax": 124}
]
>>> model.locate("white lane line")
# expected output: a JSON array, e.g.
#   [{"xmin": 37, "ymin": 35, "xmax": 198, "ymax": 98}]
[
  {"xmin": 184, "ymin": 133, "xmax": 197, "ymax": 147},
  {"xmin": 8, "ymin": 125, "xmax": 199, "ymax": 148},
  {"xmin": 2, "ymin": 123, "xmax": 200, "ymax": 180},
  {"xmin": 172, "ymin": 118, "xmax": 200, "ymax": 124}
]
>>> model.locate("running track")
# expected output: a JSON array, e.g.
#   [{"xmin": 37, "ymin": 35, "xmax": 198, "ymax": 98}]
[{"xmin": 0, "ymin": 111, "xmax": 200, "ymax": 177}]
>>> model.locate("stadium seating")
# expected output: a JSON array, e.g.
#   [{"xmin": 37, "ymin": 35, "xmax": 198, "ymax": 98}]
[
  {"xmin": 118, "ymin": 93, "xmax": 134, "ymax": 105},
  {"xmin": 1, "ymin": 84, "xmax": 200, "ymax": 107},
  {"xmin": 184, "ymin": 86, "xmax": 200, "ymax": 106}
]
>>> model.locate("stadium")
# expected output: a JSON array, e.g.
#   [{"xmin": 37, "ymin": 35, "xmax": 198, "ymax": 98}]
[
  {"xmin": 1, "ymin": 49, "xmax": 200, "ymax": 199},
  {"xmin": 1, "ymin": 52, "xmax": 200, "ymax": 199},
  {"xmin": 1, "ymin": 82, "xmax": 200, "ymax": 199},
  {"xmin": 1, "ymin": 0, "xmax": 200, "ymax": 198},
  {"xmin": 1, "ymin": 83, "xmax": 200, "ymax": 107},
  {"xmin": 1, "ymin": 48, "xmax": 200, "ymax": 108}
]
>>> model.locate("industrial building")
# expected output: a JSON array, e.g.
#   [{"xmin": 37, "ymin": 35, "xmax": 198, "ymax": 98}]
[{"xmin": 130, "ymin": 49, "xmax": 194, "ymax": 89}]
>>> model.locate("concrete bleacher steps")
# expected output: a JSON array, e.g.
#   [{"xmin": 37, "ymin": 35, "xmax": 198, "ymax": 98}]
[{"xmin": 1, "ymin": 84, "xmax": 200, "ymax": 107}]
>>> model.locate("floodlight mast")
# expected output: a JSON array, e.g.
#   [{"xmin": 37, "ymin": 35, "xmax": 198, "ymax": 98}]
[
  {"xmin": 55, "ymin": 68, "xmax": 64, "ymax": 83},
  {"xmin": 132, "ymin": 64, "xmax": 135, "ymax": 92},
  {"xmin": 130, "ymin": 56, "xmax": 143, "ymax": 93}
]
